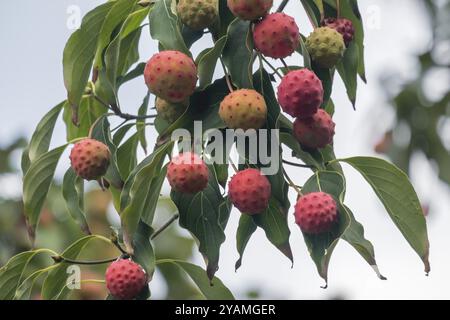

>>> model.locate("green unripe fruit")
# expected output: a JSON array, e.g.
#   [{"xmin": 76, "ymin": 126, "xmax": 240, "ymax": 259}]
[
  {"xmin": 156, "ymin": 98, "xmax": 188, "ymax": 123},
  {"xmin": 177, "ymin": 0, "xmax": 218, "ymax": 31},
  {"xmin": 306, "ymin": 27, "xmax": 345, "ymax": 69}
]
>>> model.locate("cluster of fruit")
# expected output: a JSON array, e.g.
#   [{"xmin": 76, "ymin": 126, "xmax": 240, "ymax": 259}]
[{"xmin": 68, "ymin": 0, "xmax": 356, "ymax": 299}]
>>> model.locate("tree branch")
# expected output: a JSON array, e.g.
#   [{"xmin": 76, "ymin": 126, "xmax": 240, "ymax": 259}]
[
  {"xmin": 93, "ymin": 95, "xmax": 156, "ymax": 121},
  {"xmin": 151, "ymin": 214, "xmax": 180, "ymax": 240},
  {"xmin": 277, "ymin": 0, "xmax": 290, "ymax": 12}
]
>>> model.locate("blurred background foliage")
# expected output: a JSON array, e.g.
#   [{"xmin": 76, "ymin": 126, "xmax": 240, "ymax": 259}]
[{"xmin": 375, "ymin": 0, "xmax": 450, "ymax": 187}]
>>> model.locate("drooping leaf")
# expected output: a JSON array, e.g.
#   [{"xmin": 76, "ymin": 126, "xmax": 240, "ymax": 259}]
[
  {"xmin": 157, "ymin": 260, "xmax": 234, "ymax": 300},
  {"xmin": 222, "ymin": 19, "xmax": 253, "ymax": 89},
  {"xmin": 132, "ymin": 222, "xmax": 155, "ymax": 279},
  {"xmin": 171, "ymin": 165, "xmax": 232, "ymax": 280},
  {"xmin": 23, "ymin": 145, "xmax": 68, "ymax": 240},
  {"xmin": 22, "ymin": 102, "xmax": 65, "ymax": 174},
  {"xmin": 149, "ymin": 0, "xmax": 190, "ymax": 54},
  {"xmin": 120, "ymin": 144, "xmax": 171, "ymax": 251},
  {"xmin": 336, "ymin": 41, "xmax": 359, "ymax": 107},
  {"xmin": 196, "ymin": 36, "xmax": 227, "ymax": 89},
  {"xmin": 235, "ymin": 214, "xmax": 257, "ymax": 271},
  {"xmin": 339, "ymin": 157, "xmax": 430, "ymax": 273},
  {"xmin": 300, "ymin": 171, "xmax": 350, "ymax": 285},
  {"xmin": 116, "ymin": 133, "xmax": 139, "ymax": 180},
  {"xmin": 62, "ymin": 168, "xmax": 90, "ymax": 234}
]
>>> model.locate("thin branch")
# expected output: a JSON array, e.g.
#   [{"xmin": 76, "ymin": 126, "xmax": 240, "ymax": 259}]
[
  {"xmin": 52, "ymin": 256, "xmax": 118, "ymax": 265},
  {"xmin": 280, "ymin": 58, "xmax": 290, "ymax": 71},
  {"xmin": 229, "ymin": 157, "xmax": 238, "ymax": 173},
  {"xmin": 93, "ymin": 95, "xmax": 156, "ymax": 121},
  {"xmin": 336, "ymin": 0, "xmax": 341, "ymax": 18},
  {"xmin": 220, "ymin": 58, "xmax": 234, "ymax": 93},
  {"xmin": 151, "ymin": 214, "xmax": 180, "ymax": 240},
  {"xmin": 277, "ymin": 0, "xmax": 290, "ymax": 12},
  {"xmin": 283, "ymin": 169, "xmax": 303, "ymax": 196},
  {"xmin": 260, "ymin": 54, "xmax": 283, "ymax": 79},
  {"xmin": 282, "ymin": 159, "xmax": 315, "ymax": 169}
]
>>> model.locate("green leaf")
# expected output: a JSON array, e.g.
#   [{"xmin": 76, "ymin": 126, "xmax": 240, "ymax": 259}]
[
  {"xmin": 196, "ymin": 36, "xmax": 227, "ymax": 89},
  {"xmin": 171, "ymin": 166, "xmax": 232, "ymax": 280},
  {"xmin": 93, "ymin": 0, "xmax": 140, "ymax": 69},
  {"xmin": 300, "ymin": 0, "xmax": 320, "ymax": 27},
  {"xmin": 62, "ymin": 168, "xmax": 90, "ymax": 234},
  {"xmin": 222, "ymin": 19, "xmax": 253, "ymax": 89},
  {"xmin": 235, "ymin": 214, "xmax": 257, "ymax": 271},
  {"xmin": 62, "ymin": 96, "xmax": 107, "ymax": 141},
  {"xmin": 301, "ymin": 171, "xmax": 350, "ymax": 285},
  {"xmin": 0, "ymin": 250, "xmax": 53, "ymax": 300},
  {"xmin": 339, "ymin": 157, "xmax": 430, "ymax": 273},
  {"xmin": 279, "ymin": 131, "xmax": 324, "ymax": 170},
  {"xmin": 42, "ymin": 235, "xmax": 105, "ymax": 300},
  {"xmin": 116, "ymin": 133, "xmax": 139, "ymax": 180},
  {"xmin": 63, "ymin": 2, "xmax": 114, "ymax": 111},
  {"xmin": 90, "ymin": 117, "xmax": 123, "ymax": 188},
  {"xmin": 336, "ymin": 41, "xmax": 358, "ymax": 107},
  {"xmin": 120, "ymin": 144, "xmax": 170, "ymax": 250},
  {"xmin": 341, "ymin": 205, "xmax": 386, "ymax": 280},
  {"xmin": 149, "ymin": 0, "xmax": 190, "ymax": 54},
  {"xmin": 157, "ymin": 260, "xmax": 234, "ymax": 300},
  {"xmin": 118, "ymin": 62, "xmax": 146, "ymax": 86},
  {"xmin": 132, "ymin": 222, "xmax": 155, "ymax": 279},
  {"xmin": 22, "ymin": 102, "xmax": 65, "ymax": 174},
  {"xmin": 136, "ymin": 93, "xmax": 150, "ymax": 153},
  {"xmin": 14, "ymin": 266, "xmax": 53, "ymax": 300},
  {"xmin": 23, "ymin": 145, "xmax": 68, "ymax": 240},
  {"xmin": 113, "ymin": 123, "xmax": 135, "ymax": 146}
]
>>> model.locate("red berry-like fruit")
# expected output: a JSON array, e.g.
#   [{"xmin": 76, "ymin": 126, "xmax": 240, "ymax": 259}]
[
  {"xmin": 227, "ymin": 0, "xmax": 273, "ymax": 21},
  {"xmin": 253, "ymin": 13, "xmax": 300, "ymax": 59},
  {"xmin": 167, "ymin": 152, "xmax": 209, "ymax": 193},
  {"xmin": 277, "ymin": 69, "xmax": 324, "ymax": 118},
  {"xmin": 144, "ymin": 50, "xmax": 198, "ymax": 103},
  {"xmin": 105, "ymin": 259, "xmax": 147, "ymax": 300},
  {"xmin": 69, "ymin": 138, "xmax": 110, "ymax": 181},
  {"xmin": 293, "ymin": 109, "xmax": 336, "ymax": 149},
  {"xmin": 228, "ymin": 168, "xmax": 271, "ymax": 214},
  {"xmin": 294, "ymin": 192, "xmax": 338, "ymax": 234},
  {"xmin": 323, "ymin": 17, "xmax": 355, "ymax": 46}
]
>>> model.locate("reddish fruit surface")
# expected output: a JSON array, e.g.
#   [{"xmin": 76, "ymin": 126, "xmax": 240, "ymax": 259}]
[
  {"xmin": 294, "ymin": 192, "xmax": 338, "ymax": 234},
  {"xmin": 253, "ymin": 13, "xmax": 300, "ymax": 59},
  {"xmin": 228, "ymin": 168, "xmax": 271, "ymax": 214},
  {"xmin": 144, "ymin": 50, "xmax": 197, "ymax": 103},
  {"xmin": 105, "ymin": 259, "xmax": 147, "ymax": 300},
  {"xmin": 277, "ymin": 69, "xmax": 324, "ymax": 118},
  {"xmin": 227, "ymin": 0, "xmax": 273, "ymax": 21},
  {"xmin": 293, "ymin": 109, "xmax": 335, "ymax": 149},
  {"xmin": 167, "ymin": 152, "xmax": 209, "ymax": 193},
  {"xmin": 69, "ymin": 138, "xmax": 110, "ymax": 181},
  {"xmin": 323, "ymin": 17, "xmax": 355, "ymax": 46},
  {"xmin": 219, "ymin": 89, "xmax": 267, "ymax": 130}
]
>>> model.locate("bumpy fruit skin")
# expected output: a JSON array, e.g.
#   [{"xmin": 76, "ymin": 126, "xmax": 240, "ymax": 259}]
[
  {"xmin": 323, "ymin": 18, "xmax": 355, "ymax": 46},
  {"xmin": 144, "ymin": 50, "xmax": 197, "ymax": 103},
  {"xmin": 253, "ymin": 13, "xmax": 300, "ymax": 59},
  {"xmin": 228, "ymin": 168, "xmax": 271, "ymax": 214},
  {"xmin": 219, "ymin": 89, "xmax": 267, "ymax": 130},
  {"xmin": 227, "ymin": 0, "xmax": 273, "ymax": 21},
  {"xmin": 177, "ymin": 0, "xmax": 218, "ymax": 31},
  {"xmin": 294, "ymin": 192, "xmax": 338, "ymax": 234},
  {"xmin": 293, "ymin": 109, "xmax": 335, "ymax": 149},
  {"xmin": 277, "ymin": 69, "xmax": 324, "ymax": 118},
  {"xmin": 106, "ymin": 259, "xmax": 147, "ymax": 300},
  {"xmin": 305, "ymin": 27, "xmax": 345, "ymax": 68},
  {"xmin": 167, "ymin": 152, "xmax": 209, "ymax": 193},
  {"xmin": 156, "ymin": 98, "xmax": 188, "ymax": 123},
  {"xmin": 69, "ymin": 139, "xmax": 110, "ymax": 181}
]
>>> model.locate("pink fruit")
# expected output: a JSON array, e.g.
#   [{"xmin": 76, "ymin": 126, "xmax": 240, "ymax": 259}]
[
  {"xmin": 253, "ymin": 13, "xmax": 300, "ymax": 59},
  {"xmin": 144, "ymin": 50, "xmax": 197, "ymax": 103},
  {"xmin": 228, "ymin": 168, "xmax": 271, "ymax": 214},
  {"xmin": 167, "ymin": 152, "xmax": 209, "ymax": 193},
  {"xmin": 294, "ymin": 192, "xmax": 338, "ymax": 234},
  {"xmin": 323, "ymin": 17, "xmax": 355, "ymax": 46},
  {"xmin": 69, "ymin": 138, "xmax": 110, "ymax": 181},
  {"xmin": 293, "ymin": 109, "xmax": 335, "ymax": 149},
  {"xmin": 227, "ymin": 0, "xmax": 273, "ymax": 21},
  {"xmin": 277, "ymin": 69, "xmax": 324, "ymax": 118},
  {"xmin": 105, "ymin": 259, "xmax": 147, "ymax": 300}
]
